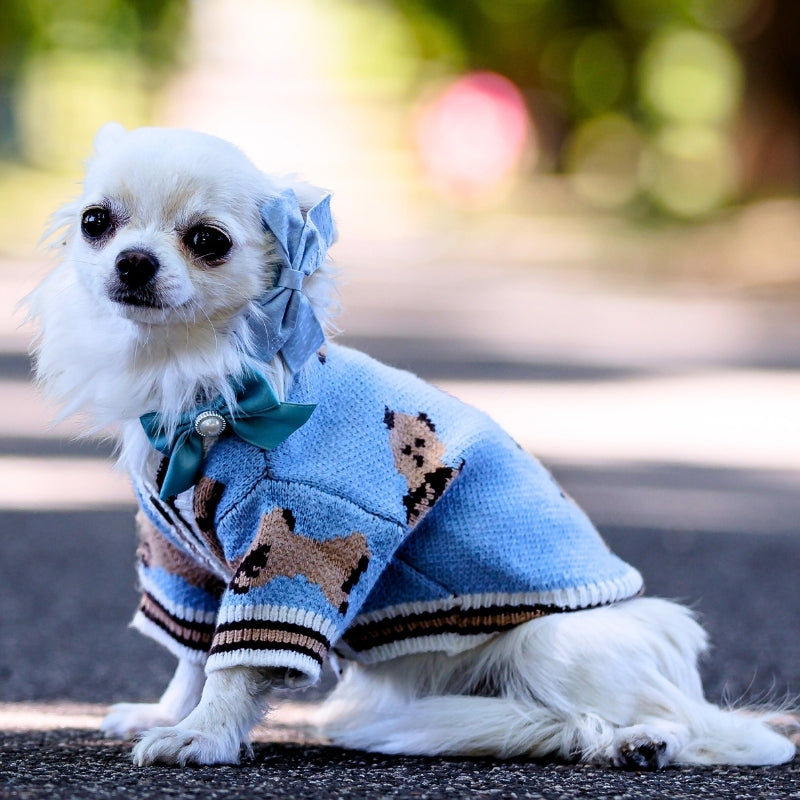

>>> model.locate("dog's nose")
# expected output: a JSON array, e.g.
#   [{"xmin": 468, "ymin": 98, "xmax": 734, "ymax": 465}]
[{"xmin": 115, "ymin": 249, "xmax": 159, "ymax": 289}]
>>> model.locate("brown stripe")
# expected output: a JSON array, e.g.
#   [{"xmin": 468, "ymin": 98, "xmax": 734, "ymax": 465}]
[
  {"xmin": 193, "ymin": 477, "xmax": 227, "ymax": 563},
  {"xmin": 342, "ymin": 603, "xmax": 563, "ymax": 653},
  {"xmin": 214, "ymin": 619, "xmax": 331, "ymax": 648},
  {"xmin": 209, "ymin": 625, "xmax": 327, "ymax": 664},
  {"xmin": 139, "ymin": 592, "xmax": 215, "ymax": 651},
  {"xmin": 210, "ymin": 621, "xmax": 328, "ymax": 661}
]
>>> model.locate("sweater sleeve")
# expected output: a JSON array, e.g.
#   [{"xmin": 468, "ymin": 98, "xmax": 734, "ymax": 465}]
[
  {"xmin": 131, "ymin": 510, "xmax": 225, "ymax": 665},
  {"xmin": 204, "ymin": 481, "xmax": 406, "ymax": 684}
]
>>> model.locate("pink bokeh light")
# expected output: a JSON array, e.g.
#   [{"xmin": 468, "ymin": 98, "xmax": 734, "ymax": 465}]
[{"xmin": 414, "ymin": 72, "xmax": 532, "ymax": 200}]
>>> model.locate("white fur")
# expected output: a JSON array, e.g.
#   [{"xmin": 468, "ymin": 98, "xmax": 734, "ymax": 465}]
[
  {"xmin": 316, "ymin": 599, "xmax": 796, "ymax": 767},
  {"xmin": 101, "ymin": 659, "xmax": 206, "ymax": 740},
  {"xmin": 27, "ymin": 124, "xmax": 798, "ymax": 768}
]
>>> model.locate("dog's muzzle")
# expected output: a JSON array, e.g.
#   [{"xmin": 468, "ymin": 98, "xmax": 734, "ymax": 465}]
[{"xmin": 110, "ymin": 248, "xmax": 162, "ymax": 308}]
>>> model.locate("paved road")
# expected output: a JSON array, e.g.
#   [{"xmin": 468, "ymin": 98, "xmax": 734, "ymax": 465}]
[
  {"xmin": 2, "ymin": 503, "xmax": 800, "ymax": 798},
  {"xmin": 2, "ymin": 261, "xmax": 800, "ymax": 797}
]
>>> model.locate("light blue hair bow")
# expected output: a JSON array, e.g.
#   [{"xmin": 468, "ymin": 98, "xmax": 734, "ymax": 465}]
[{"xmin": 251, "ymin": 189, "xmax": 334, "ymax": 373}]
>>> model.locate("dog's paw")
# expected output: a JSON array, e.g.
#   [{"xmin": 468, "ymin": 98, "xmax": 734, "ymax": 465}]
[
  {"xmin": 613, "ymin": 736, "xmax": 669, "ymax": 770},
  {"xmin": 101, "ymin": 703, "xmax": 181, "ymax": 740},
  {"xmin": 609, "ymin": 724, "xmax": 683, "ymax": 771},
  {"xmin": 132, "ymin": 725, "xmax": 243, "ymax": 766}
]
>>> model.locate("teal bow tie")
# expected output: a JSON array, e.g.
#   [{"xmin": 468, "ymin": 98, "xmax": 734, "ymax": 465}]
[{"xmin": 141, "ymin": 370, "xmax": 315, "ymax": 500}]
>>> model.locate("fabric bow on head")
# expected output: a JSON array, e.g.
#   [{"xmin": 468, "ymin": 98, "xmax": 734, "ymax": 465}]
[
  {"xmin": 141, "ymin": 370, "xmax": 315, "ymax": 500},
  {"xmin": 252, "ymin": 189, "xmax": 334, "ymax": 373}
]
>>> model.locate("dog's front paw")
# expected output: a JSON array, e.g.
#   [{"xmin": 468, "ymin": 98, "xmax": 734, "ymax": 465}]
[
  {"xmin": 132, "ymin": 725, "xmax": 244, "ymax": 766},
  {"xmin": 101, "ymin": 703, "xmax": 181, "ymax": 740}
]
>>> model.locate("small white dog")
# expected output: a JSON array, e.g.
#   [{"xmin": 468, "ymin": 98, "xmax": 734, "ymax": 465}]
[{"xmin": 28, "ymin": 123, "xmax": 797, "ymax": 769}]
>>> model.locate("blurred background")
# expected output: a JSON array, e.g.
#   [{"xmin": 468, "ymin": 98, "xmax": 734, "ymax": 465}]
[
  {"xmin": 3, "ymin": 0, "xmax": 800, "ymax": 268},
  {"xmin": 1, "ymin": 0, "xmax": 799, "ymax": 712}
]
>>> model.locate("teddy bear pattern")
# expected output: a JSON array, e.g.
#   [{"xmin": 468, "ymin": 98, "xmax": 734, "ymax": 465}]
[{"xmin": 383, "ymin": 407, "xmax": 461, "ymax": 525}]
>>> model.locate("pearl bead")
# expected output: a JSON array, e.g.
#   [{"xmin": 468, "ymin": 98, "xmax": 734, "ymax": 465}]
[{"xmin": 194, "ymin": 411, "xmax": 227, "ymax": 438}]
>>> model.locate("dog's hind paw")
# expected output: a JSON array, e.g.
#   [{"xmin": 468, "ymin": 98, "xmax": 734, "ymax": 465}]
[
  {"xmin": 101, "ymin": 703, "xmax": 181, "ymax": 740},
  {"xmin": 132, "ymin": 726, "xmax": 244, "ymax": 766},
  {"xmin": 609, "ymin": 724, "xmax": 684, "ymax": 771},
  {"xmin": 613, "ymin": 737, "xmax": 669, "ymax": 770}
]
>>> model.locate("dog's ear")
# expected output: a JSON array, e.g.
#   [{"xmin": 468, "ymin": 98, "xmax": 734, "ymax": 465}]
[{"xmin": 93, "ymin": 122, "xmax": 127, "ymax": 155}]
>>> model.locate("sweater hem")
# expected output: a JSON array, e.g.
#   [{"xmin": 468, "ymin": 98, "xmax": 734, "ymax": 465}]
[
  {"xmin": 132, "ymin": 611, "xmax": 210, "ymax": 666},
  {"xmin": 205, "ymin": 648, "xmax": 321, "ymax": 686},
  {"xmin": 340, "ymin": 567, "xmax": 644, "ymax": 661},
  {"xmin": 215, "ymin": 602, "xmax": 340, "ymax": 642},
  {"xmin": 137, "ymin": 575, "xmax": 220, "ymax": 626}
]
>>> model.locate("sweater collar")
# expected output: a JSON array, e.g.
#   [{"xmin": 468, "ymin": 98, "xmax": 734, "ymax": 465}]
[{"xmin": 141, "ymin": 369, "xmax": 315, "ymax": 500}]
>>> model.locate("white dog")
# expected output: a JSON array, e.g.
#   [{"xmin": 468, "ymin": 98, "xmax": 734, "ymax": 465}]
[{"xmin": 28, "ymin": 123, "xmax": 797, "ymax": 769}]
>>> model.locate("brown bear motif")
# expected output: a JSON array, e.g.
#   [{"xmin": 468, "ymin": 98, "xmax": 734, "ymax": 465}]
[
  {"xmin": 384, "ymin": 408, "xmax": 461, "ymax": 525},
  {"xmin": 230, "ymin": 508, "xmax": 371, "ymax": 615}
]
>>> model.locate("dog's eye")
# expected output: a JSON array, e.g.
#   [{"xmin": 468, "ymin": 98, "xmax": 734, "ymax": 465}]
[
  {"xmin": 183, "ymin": 225, "xmax": 232, "ymax": 264},
  {"xmin": 81, "ymin": 206, "xmax": 112, "ymax": 240}
]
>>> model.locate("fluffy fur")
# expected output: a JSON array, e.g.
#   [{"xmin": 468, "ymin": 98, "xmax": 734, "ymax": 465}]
[{"xmin": 27, "ymin": 124, "xmax": 798, "ymax": 769}]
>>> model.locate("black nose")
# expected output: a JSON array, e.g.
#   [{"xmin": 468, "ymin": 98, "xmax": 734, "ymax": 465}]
[{"xmin": 115, "ymin": 249, "xmax": 159, "ymax": 289}]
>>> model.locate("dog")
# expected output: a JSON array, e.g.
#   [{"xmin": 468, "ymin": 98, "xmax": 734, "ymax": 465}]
[{"xmin": 27, "ymin": 123, "xmax": 798, "ymax": 768}]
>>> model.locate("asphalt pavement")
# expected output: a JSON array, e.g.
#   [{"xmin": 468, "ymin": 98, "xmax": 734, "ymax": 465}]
[{"xmin": 1, "ymin": 256, "xmax": 800, "ymax": 798}]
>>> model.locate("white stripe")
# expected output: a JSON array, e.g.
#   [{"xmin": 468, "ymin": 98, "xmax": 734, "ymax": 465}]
[
  {"xmin": 216, "ymin": 603, "xmax": 339, "ymax": 643},
  {"xmin": 137, "ymin": 577, "xmax": 219, "ymax": 626},
  {"xmin": 339, "ymin": 632, "xmax": 498, "ymax": 664},
  {"xmin": 439, "ymin": 371, "xmax": 800, "ymax": 472},
  {"xmin": 0, "ymin": 381, "xmax": 86, "ymax": 439},
  {"xmin": 0, "ymin": 700, "xmax": 321, "ymax": 734},
  {"xmin": 206, "ymin": 648, "xmax": 321, "ymax": 685},
  {"xmin": 348, "ymin": 567, "xmax": 645, "ymax": 630},
  {"xmin": 131, "ymin": 612, "xmax": 210, "ymax": 664}
]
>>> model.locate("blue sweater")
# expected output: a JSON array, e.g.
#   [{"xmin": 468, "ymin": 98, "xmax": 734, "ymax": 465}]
[{"xmin": 132, "ymin": 344, "xmax": 643, "ymax": 684}]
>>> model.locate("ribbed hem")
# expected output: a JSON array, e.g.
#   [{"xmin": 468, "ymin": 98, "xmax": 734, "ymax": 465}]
[
  {"xmin": 203, "ymin": 603, "xmax": 338, "ymax": 686},
  {"xmin": 215, "ymin": 603, "xmax": 339, "ymax": 640},
  {"xmin": 132, "ymin": 610, "xmax": 209, "ymax": 666},
  {"xmin": 205, "ymin": 648, "xmax": 321, "ymax": 686},
  {"xmin": 340, "ymin": 567, "xmax": 644, "ymax": 663},
  {"xmin": 136, "ymin": 576, "xmax": 220, "ymax": 627}
]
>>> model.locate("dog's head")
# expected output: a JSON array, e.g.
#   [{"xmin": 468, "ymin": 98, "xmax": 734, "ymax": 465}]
[
  {"xmin": 30, "ymin": 124, "xmax": 335, "ymax": 428},
  {"xmin": 53, "ymin": 123, "xmax": 332, "ymax": 330}
]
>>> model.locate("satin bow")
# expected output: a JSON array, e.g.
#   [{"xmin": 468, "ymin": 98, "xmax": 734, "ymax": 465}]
[
  {"xmin": 141, "ymin": 370, "xmax": 315, "ymax": 500},
  {"xmin": 251, "ymin": 189, "xmax": 334, "ymax": 373}
]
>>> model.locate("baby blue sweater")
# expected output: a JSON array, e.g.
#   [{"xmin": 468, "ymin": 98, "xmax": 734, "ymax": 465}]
[{"xmin": 132, "ymin": 344, "xmax": 643, "ymax": 684}]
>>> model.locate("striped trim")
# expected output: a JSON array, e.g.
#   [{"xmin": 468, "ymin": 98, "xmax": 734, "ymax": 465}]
[
  {"xmin": 342, "ymin": 602, "xmax": 557, "ymax": 653},
  {"xmin": 209, "ymin": 619, "xmax": 330, "ymax": 665},
  {"xmin": 136, "ymin": 573, "xmax": 219, "ymax": 625},
  {"xmin": 215, "ymin": 603, "xmax": 340, "ymax": 643},
  {"xmin": 206, "ymin": 648, "xmax": 322, "ymax": 683},
  {"xmin": 138, "ymin": 591, "xmax": 216, "ymax": 652},
  {"xmin": 132, "ymin": 612, "xmax": 209, "ymax": 666},
  {"xmin": 193, "ymin": 477, "xmax": 227, "ymax": 564},
  {"xmin": 343, "ymin": 569, "xmax": 645, "ymax": 656}
]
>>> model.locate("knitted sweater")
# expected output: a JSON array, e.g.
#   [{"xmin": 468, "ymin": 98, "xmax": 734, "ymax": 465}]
[{"xmin": 131, "ymin": 344, "xmax": 643, "ymax": 684}]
